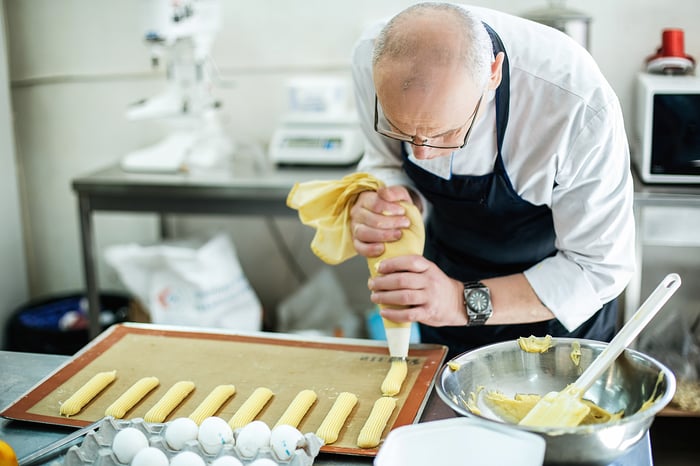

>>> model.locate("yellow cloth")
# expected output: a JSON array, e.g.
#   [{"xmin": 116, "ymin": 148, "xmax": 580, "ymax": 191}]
[{"xmin": 286, "ymin": 172, "xmax": 425, "ymax": 268}]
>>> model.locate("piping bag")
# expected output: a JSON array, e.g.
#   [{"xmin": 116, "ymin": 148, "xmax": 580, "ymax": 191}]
[{"xmin": 286, "ymin": 172, "xmax": 425, "ymax": 359}]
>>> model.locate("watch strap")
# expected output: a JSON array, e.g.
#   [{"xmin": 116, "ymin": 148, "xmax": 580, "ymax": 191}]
[
  {"xmin": 464, "ymin": 281, "xmax": 484, "ymax": 289},
  {"xmin": 467, "ymin": 308, "xmax": 490, "ymax": 326}
]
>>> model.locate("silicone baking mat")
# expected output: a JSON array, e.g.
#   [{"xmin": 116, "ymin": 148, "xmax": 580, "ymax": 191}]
[{"xmin": 1, "ymin": 323, "xmax": 447, "ymax": 456}]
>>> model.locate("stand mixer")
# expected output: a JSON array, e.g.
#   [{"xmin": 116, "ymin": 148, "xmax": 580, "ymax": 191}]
[{"xmin": 121, "ymin": 0, "xmax": 233, "ymax": 173}]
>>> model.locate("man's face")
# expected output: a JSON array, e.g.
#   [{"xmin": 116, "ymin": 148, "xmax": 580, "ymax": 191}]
[{"xmin": 374, "ymin": 62, "xmax": 482, "ymax": 160}]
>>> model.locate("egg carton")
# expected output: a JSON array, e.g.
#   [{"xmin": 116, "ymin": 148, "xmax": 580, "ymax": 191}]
[{"xmin": 62, "ymin": 417, "xmax": 323, "ymax": 466}]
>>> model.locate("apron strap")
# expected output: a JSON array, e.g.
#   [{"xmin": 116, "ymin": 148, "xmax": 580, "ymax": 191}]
[{"xmin": 483, "ymin": 22, "xmax": 510, "ymax": 158}]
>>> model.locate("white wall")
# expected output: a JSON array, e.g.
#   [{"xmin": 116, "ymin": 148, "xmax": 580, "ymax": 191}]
[
  {"xmin": 4, "ymin": 0, "xmax": 700, "ymax": 332},
  {"xmin": 0, "ymin": 1, "xmax": 28, "ymax": 348}
]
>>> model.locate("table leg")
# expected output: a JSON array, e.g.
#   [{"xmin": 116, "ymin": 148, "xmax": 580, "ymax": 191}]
[
  {"xmin": 78, "ymin": 194, "xmax": 101, "ymax": 340},
  {"xmin": 159, "ymin": 214, "xmax": 173, "ymax": 239}
]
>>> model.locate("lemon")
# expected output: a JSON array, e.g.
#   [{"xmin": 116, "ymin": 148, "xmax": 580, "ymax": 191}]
[{"xmin": 0, "ymin": 440, "xmax": 18, "ymax": 466}]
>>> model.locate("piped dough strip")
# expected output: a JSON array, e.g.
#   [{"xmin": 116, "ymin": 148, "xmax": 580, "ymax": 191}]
[
  {"xmin": 315, "ymin": 392, "xmax": 358, "ymax": 445},
  {"xmin": 105, "ymin": 376, "xmax": 160, "ymax": 419},
  {"xmin": 274, "ymin": 389, "xmax": 317, "ymax": 428},
  {"xmin": 60, "ymin": 370, "xmax": 117, "ymax": 417},
  {"xmin": 188, "ymin": 384, "xmax": 236, "ymax": 425},
  {"xmin": 357, "ymin": 396, "xmax": 397, "ymax": 449},
  {"xmin": 228, "ymin": 387, "xmax": 274, "ymax": 430},
  {"xmin": 143, "ymin": 380, "xmax": 195, "ymax": 423},
  {"xmin": 381, "ymin": 359, "xmax": 407, "ymax": 396}
]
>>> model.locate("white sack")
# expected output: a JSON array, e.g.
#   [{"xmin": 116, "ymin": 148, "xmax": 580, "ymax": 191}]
[{"xmin": 105, "ymin": 233, "xmax": 262, "ymax": 330}]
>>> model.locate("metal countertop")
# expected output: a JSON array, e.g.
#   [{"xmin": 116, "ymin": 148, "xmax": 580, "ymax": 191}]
[{"xmin": 0, "ymin": 349, "xmax": 454, "ymax": 465}]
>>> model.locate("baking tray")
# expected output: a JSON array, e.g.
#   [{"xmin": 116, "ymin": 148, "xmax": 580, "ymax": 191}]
[{"xmin": 1, "ymin": 323, "xmax": 447, "ymax": 456}]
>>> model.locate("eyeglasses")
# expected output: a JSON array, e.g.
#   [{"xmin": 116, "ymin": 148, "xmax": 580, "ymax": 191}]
[{"xmin": 374, "ymin": 93, "xmax": 483, "ymax": 150}]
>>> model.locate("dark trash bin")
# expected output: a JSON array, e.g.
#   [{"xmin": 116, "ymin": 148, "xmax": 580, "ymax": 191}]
[{"xmin": 4, "ymin": 292, "xmax": 130, "ymax": 355}]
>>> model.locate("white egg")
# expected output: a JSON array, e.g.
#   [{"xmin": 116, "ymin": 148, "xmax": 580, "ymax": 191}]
[
  {"xmin": 235, "ymin": 420, "xmax": 271, "ymax": 458},
  {"xmin": 130, "ymin": 446, "xmax": 168, "ymax": 466},
  {"xmin": 165, "ymin": 417, "xmax": 199, "ymax": 450},
  {"xmin": 111, "ymin": 427, "xmax": 149, "ymax": 464},
  {"xmin": 170, "ymin": 451, "xmax": 206, "ymax": 466},
  {"xmin": 197, "ymin": 416, "xmax": 234, "ymax": 454},
  {"xmin": 210, "ymin": 456, "xmax": 244, "ymax": 466},
  {"xmin": 249, "ymin": 459, "xmax": 278, "ymax": 466},
  {"xmin": 270, "ymin": 424, "xmax": 304, "ymax": 461}
]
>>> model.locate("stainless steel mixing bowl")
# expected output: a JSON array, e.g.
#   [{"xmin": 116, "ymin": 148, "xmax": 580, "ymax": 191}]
[{"xmin": 436, "ymin": 338, "xmax": 676, "ymax": 466}]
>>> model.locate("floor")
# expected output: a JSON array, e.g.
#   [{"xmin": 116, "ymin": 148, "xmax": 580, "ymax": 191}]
[{"xmin": 650, "ymin": 416, "xmax": 700, "ymax": 465}]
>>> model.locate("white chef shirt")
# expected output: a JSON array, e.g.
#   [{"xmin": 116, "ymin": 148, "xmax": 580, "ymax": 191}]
[{"xmin": 351, "ymin": 5, "xmax": 635, "ymax": 331}]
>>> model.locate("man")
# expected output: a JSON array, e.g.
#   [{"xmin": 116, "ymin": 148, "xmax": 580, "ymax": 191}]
[{"xmin": 349, "ymin": 3, "xmax": 635, "ymax": 357}]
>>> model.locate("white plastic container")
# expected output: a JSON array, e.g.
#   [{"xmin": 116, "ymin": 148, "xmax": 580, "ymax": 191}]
[{"xmin": 374, "ymin": 417, "xmax": 546, "ymax": 466}]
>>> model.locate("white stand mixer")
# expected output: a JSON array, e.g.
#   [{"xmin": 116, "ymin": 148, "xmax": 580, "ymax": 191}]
[{"xmin": 121, "ymin": 0, "xmax": 233, "ymax": 173}]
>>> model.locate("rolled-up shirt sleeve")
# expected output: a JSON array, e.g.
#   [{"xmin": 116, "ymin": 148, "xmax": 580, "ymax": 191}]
[{"xmin": 524, "ymin": 97, "xmax": 635, "ymax": 331}]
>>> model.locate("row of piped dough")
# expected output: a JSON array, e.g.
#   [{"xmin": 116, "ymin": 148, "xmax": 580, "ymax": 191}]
[{"xmin": 58, "ymin": 362, "xmax": 409, "ymax": 449}]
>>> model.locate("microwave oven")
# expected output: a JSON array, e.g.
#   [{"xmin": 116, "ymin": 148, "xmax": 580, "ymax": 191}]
[{"xmin": 634, "ymin": 72, "xmax": 700, "ymax": 183}]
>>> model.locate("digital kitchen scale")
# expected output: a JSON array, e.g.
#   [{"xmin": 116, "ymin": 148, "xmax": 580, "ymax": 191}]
[{"xmin": 269, "ymin": 115, "xmax": 364, "ymax": 166}]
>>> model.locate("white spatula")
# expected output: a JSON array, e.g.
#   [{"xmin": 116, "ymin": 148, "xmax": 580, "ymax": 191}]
[{"xmin": 519, "ymin": 273, "xmax": 681, "ymax": 428}]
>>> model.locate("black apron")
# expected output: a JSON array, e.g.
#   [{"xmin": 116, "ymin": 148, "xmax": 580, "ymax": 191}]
[{"xmin": 402, "ymin": 24, "xmax": 617, "ymax": 359}]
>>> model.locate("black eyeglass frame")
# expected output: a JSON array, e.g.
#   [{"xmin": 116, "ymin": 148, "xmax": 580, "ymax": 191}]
[{"xmin": 373, "ymin": 93, "xmax": 483, "ymax": 150}]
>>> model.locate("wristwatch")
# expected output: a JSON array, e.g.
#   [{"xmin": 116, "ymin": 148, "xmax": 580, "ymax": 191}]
[{"xmin": 463, "ymin": 281, "xmax": 493, "ymax": 326}]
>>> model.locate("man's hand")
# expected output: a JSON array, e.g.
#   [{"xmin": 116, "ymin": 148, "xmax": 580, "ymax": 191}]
[
  {"xmin": 350, "ymin": 186, "xmax": 415, "ymax": 257},
  {"xmin": 368, "ymin": 255, "xmax": 468, "ymax": 327}
]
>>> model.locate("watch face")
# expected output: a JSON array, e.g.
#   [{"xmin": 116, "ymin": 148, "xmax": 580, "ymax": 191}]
[{"xmin": 467, "ymin": 289, "xmax": 490, "ymax": 313}]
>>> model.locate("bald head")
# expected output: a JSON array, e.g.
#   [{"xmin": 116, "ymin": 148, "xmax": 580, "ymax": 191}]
[{"xmin": 373, "ymin": 3, "xmax": 492, "ymax": 91}]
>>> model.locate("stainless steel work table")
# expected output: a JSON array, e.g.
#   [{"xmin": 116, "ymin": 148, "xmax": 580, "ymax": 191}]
[
  {"xmin": 72, "ymin": 162, "xmax": 354, "ymax": 340},
  {"xmin": 0, "ymin": 349, "xmax": 454, "ymax": 465},
  {"xmin": 0, "ymin": 349, "xmax": 659, "ymax": 465}
]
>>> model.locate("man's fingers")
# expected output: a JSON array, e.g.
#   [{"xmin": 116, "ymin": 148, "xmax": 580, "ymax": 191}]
[
  {"xmin": 377, "ymin": 186, "xmax": 413, "ymax": 206},
  {"xmin": 373, "ymin": 255, "xmax": 429, "ymax": 275},
  {"xmin": 368, "ymin": 196, "xmax": 406, "ymax": 218},
  {"xmin": 353, "ymin": 237, "xmax": 385, "ymax": 258},
  {"xmin": 353, "ymin": 222, "xmax": 402, "ymax": 244},
  {"xmin": 378, "ymin": 307, "xmax": 416, "ymax": 323}
]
